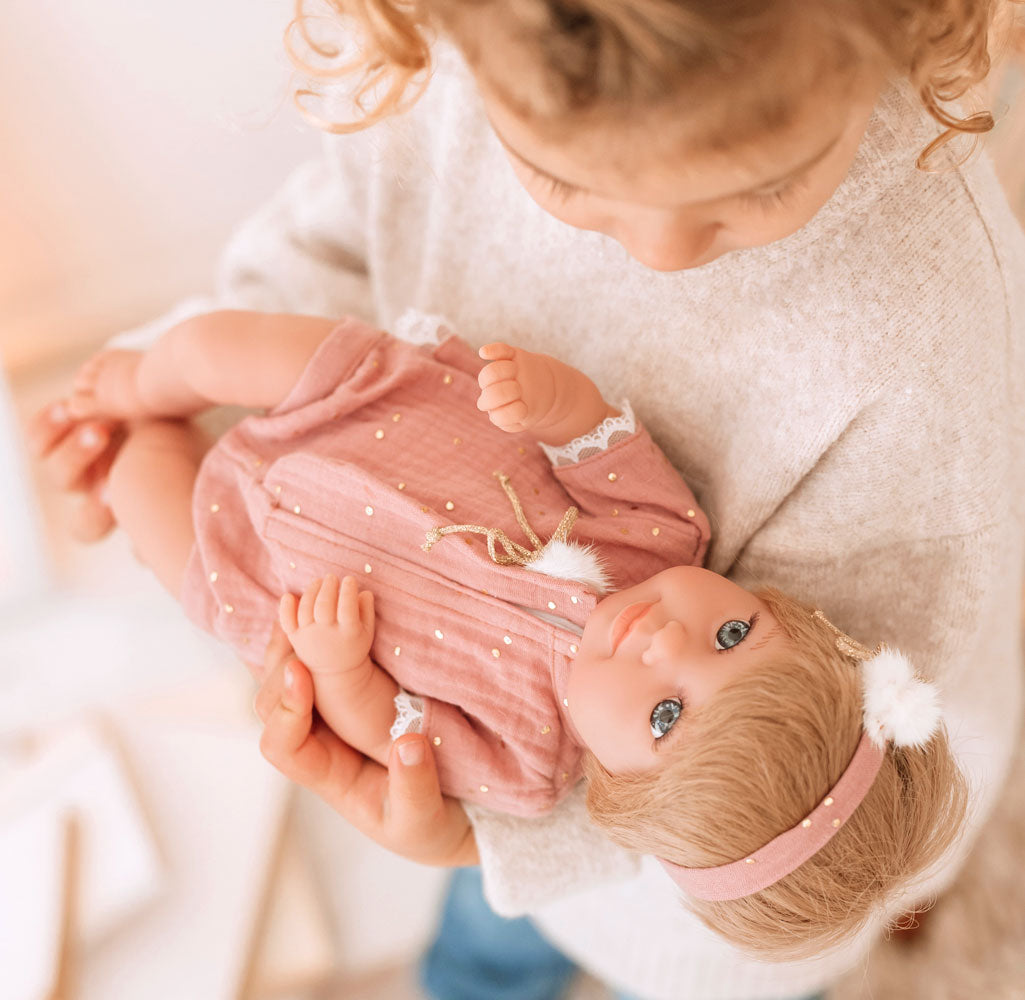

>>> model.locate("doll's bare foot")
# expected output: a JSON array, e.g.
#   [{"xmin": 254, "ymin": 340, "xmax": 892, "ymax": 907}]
[{"xmin": 69, "ymin": 350, "xmax": 148, "ymax": 420}]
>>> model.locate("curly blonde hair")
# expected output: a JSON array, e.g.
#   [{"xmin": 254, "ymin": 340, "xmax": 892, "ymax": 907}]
[
  {"xmin": 583, "ymin": 587, "xmax": 969, "ymax": 960},
  {"xmin": 288, "ymin": 0, "xmax": 1020, "ymax": 166}
]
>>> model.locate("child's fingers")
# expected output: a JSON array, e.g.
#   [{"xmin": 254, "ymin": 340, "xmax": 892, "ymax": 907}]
[
  {"xmin": 314, "ymin": 573, "xmax": 340, "ymax": 624},
  {"xmin": 263, "ymin": 620, "xmax": 293, "ymax": 673},
  {"xmin": 478, "ymin": 342, "xmax": 517, "ymax": 362},
  {"xmin": 258, "ymin": 661, "xmax": 322, "ymax": 773},
  {"xmin": 297, "ymin": 578, "xmax": 321, "ymax": 628},
  {"xmin": 357, "ymin": 589, "xmax": 375, "ymax": 631},
  {"xmin": 278, "ymin": 593, "xmax": 299, "ymax": 634},
  {"xmin": 253, "ymin": 658, "xmax": 286, "ymax": 723},
  {"xmin": 477, "ymin": 380, "xmax": 524, "ymax": 413},
  {"xmin": 477, "ymin": 359, "xmax": 517, "ymax": 389}
]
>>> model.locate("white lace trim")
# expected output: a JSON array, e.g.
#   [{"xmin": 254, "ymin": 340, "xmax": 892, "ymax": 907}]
[
  {"xmin": 540, "ymin": 400, "xmax": 636, "ymax": 467},
  {"xmin": 392, "ymin": 308, "xmax": 455, "ymax": 347},
  {"xmin": 390, "ymin": 690, "xmax": 424, "ymax": 739}
]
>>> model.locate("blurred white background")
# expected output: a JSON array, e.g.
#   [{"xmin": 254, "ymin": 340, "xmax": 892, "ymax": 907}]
[{"xmin": 0, "ymin": 0, "xmax": 321, "ymax": 370}]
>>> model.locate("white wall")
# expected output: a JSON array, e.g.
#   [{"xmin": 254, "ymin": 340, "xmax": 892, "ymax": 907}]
[{"xmin": 0, "ymin": 0, "xmax": 321, "ymax": 370}]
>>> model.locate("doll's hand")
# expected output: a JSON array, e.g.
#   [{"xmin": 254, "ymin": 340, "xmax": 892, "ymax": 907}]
[
  {"xmin": 256, "ymin": 623, "xmax": 478, "ymax": 867},
  {"xmin": 476, "ymin": 342, "xmax": 559, "ymax": 434},
  {"xmin": 477, "ymin": 342, "xmax": 614, "ymax": 446},
  {"xmin": 278, "ymin": 574, "xmax": 375, "ymax": 676}
]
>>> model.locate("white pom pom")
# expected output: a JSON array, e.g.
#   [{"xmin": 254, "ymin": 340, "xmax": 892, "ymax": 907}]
[
  {"xmin": 861, "ymin": 648, "xmax": 942, "ymax": 749},
  {"xmin": 526, "ymin": 540, "xmax": 612, "ymax": 594}
]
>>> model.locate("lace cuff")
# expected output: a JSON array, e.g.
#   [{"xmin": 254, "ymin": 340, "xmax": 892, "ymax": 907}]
[
  {"xmin": 540, "ymin": 400, "xmax": 636, "ymax": 467},
  {"xmin": 392, "ymin": 308, "xmax": 455, "ymax": 347},
  {"xmin": 390, "ymin": 690, "xmax": 424, "ymax": 740}
]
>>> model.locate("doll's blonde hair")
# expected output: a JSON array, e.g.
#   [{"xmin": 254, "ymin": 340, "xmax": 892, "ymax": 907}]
[
  {"xmin": 582, "ymin": 587, "xmax": 969, "ymax": 960},
  {"xmin": 288, "ymin": 0, "xmax": 1021, "ymax": 167}
]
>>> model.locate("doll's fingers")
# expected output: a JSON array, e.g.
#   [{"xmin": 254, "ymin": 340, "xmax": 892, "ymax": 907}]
[
  {"xmin": 357, "ymin": 589, "xmax": 375, "ymax": 631},
  {"xmin": 477, "ymin": 380, "xmax": 524, "ymax": 413},
  {"xmin": 297, "ymin": 578, "xmax": 321, "ymax": 628},
  {"xmin": 477, "ymin": 359, "xmax": 518, "ymax": 390},
  {"xmin": 337, "ymin": 575, "xmax": 360, "ymax": 624},
  {"xmin": 478, "ymin": 342, "xmax": 517, "ymax": 362},
  {"xmin": 278, "ymin": 593, "xmax": 299, "ymax": 635},
  {"xmin": 314, "ymin": 573, "xmax": 340, "ymax": 624},
  {"xmin": 487, "ymin": 400, "xmax": 530, "ymax": 428}
]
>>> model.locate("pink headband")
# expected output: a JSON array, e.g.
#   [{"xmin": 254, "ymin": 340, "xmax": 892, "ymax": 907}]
[{"xmin": 659, "ymin": 731, "xmax": 885, "ymax": 901}]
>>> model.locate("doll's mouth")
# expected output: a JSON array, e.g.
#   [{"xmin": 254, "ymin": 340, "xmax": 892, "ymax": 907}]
[{"xmin": 610, "ymin": 602, "xmax": 654, "ymax": 653}]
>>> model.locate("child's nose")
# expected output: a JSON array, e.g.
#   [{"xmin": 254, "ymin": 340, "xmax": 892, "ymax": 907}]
[{"xmin": 616, "ymin": 213, "xmax": 719, "ymax": 272}]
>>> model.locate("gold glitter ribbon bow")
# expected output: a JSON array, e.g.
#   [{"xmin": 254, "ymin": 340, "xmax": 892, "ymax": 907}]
[{"xmin": 422, "ymin": 472, "xmax": 579, "ymax": 567}]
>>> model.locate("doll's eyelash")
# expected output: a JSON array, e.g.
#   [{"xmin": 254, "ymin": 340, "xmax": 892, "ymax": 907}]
[
  {"xmin": 652, "ymin": 697, "xmax": 687, "ymax": 752},
  {"xmin": 715, "ymin": 612, "xmax": 760, "ymax": 654}
]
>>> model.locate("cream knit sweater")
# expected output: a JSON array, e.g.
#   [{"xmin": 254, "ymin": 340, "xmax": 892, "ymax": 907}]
[{"xmin": 134, "ymin": 44, "xmax": 1025, "ymax": 1000}]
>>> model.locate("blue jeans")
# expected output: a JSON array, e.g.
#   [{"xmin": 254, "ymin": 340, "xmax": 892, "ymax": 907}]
[{"xmin": 420, "ymin": 868, "xmax": 826, "ymax": 1000}]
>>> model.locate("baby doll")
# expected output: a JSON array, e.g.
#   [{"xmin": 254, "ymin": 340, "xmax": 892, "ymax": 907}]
[{"xmin": 67, "ymin": 308, "xmax": 966, "ymax": 956}]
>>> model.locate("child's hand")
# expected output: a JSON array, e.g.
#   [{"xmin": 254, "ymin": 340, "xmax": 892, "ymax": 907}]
[
  {"xmin": 255, "ymin": 623, "xmax": 478, "ymax": 867},
  {"xmin": 278, "ymin": 574, "xmax": 375, "ymax": 676},
  {"xmin": 26, "ymin": 399, "xmax": 121, "ymax": 543},
  {"xmin": 476, "ymin": 342, "xmax": 613, "ymax": 445}
]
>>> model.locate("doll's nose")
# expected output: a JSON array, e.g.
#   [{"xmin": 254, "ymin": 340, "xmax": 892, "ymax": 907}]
[{"xmin": 641, "ymin": 619, "xmax": 689, "ymax": 667}]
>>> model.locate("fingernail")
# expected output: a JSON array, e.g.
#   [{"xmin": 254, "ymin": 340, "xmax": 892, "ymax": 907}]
[
  {"xmin": 397, "ymin": 738, "xmax": 424, "ymax": 766},
  {"xmin": 283, "ymin": 665, "xmax": 295, "ymax": 690},
  {"xmin": 79, "ymin": 426, "xmax": 105, "ymax": 449}
]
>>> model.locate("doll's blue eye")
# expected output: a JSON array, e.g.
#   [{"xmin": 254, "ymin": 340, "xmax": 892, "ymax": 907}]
[
  {"xmin": 650, "ymin": 698, "xmax": 682, "ymax": 739},
  {"xmin": 715, "ymin": 619, "xmax": 750, "ymax": 650}
]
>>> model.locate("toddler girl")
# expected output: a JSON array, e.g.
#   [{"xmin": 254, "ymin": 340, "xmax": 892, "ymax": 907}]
[
  {"xmin": 67, "ymin": 306, "xmax": 966, "ymax": 958},
  {"xmin": 31, "ymin": 0, "xmax": 1025, "ymax": 996}
]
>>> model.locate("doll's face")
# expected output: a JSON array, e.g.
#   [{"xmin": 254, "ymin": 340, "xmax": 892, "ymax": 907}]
[{"xmin": 567, "ymin": 567, "xmax": 787, "ymax": 774}]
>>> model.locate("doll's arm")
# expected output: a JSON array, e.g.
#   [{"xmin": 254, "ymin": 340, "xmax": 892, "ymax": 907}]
[
  {"xmin": 279, "ymin": 575, "xmax": 398, "ymax": 767},
  {"xmin": 476, "ymin": 343, "xmax": 618, "ymax": 446},
  {"xmin": 69, "ymin": 310, "xmax": 341, "ymax": 422},
  {"xmin": 552, "ymin": 420, "xmax": 712, "ymax": 584}
]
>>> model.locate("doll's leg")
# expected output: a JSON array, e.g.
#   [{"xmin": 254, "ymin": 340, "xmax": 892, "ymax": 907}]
[
  {"xmin": 69, "ymin": 311, "xmax": 339, "ymax": 421},
  {"xmin": 104, "ymin": 418, "xmax": 209, "ymax": 598}
]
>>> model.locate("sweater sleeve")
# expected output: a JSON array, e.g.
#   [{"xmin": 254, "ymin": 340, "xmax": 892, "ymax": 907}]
[{"xmin": 467, "ymin": 787, "xmax": 642, "ymax": 916}]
